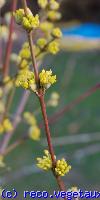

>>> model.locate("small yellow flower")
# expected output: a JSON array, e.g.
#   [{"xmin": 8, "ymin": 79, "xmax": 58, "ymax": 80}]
[
  {"xmin": 37, "ymin": 38, "xmax": 47, "ymax": 49},
  {"xmin": 14, "ymin": 9, "xmax": 39, "ymax": 31},
  {"xmin": 29, "ymin": 126, "xmax": 40, "ymax": 141},
  {"xmin": 0, "ymin": 155, "xmax": 5, "ymax": 168},
  {"xmin": 39, "ymin": 69, "xmax": 56, "ymax": 89},
  {"xmin": 52, "ymin": 27, "xmax": 62, "ymax": 38},
  {"xmin": 22, "ymin": 16, "xmax": 32, "ymax": 30},
  {"xmin": 49, "ymin": 0, "xmax": 60, "ymax": 10},
  {"xmin": 19, "ymin": 46, "xmax": 31, "ymax": 60},
  {"xmin": 55, "ymin": 158, "xmax": 71, "ymax": 176},
  {"xmin": 47, "ymin": 41, "xmax": 59, "ymax": 54},
  {"xmin": 15, "ymin": 69, "xmax": 35, "ymax": 90},
  {"xmin": 22, "ymin": 14, "xmax": 39, "ymax": 30},
  {"xmin": 3, "ymin": 118, "xmax": 13, "ymax": 132},
  {"xmin": 38, "ymin": 0, "xmax": 48, "ymax": 9},
  {"xmin": 40, "ymin": 21, "xmax": 54, "ymax": 33},
  {"xmin": 36, "ymin": 150, "xmax": 52, "ymax": 170},
  {"xmin": 36, "ymin": 150, "xmax": 71, "ymax": 176},
  {"xmin": 47, "ymin": 11, "xmax": 61, "ymax": 21},
  {"xmin": 19, "ymin": 59, "xmax": 29, "ymax": 69},
  {"xmin": 14, "ymin": 9, "xmax": 24, "ymax": 24}
]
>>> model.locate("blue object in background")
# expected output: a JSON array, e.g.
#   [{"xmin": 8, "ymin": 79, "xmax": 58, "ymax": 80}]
[{"xmin": 62, "ymin": 23, "xmax": 100, "ymax": 39}]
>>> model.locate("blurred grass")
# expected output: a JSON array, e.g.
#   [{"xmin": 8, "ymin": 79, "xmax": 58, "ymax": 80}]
[{"xmin": 1, "ymin": 50, "xmax": 100, "ymax": 199}]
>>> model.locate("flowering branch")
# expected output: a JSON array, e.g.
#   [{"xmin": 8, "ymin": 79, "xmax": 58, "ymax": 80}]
[{"xmin": 22, "ymin": 0, "xmax": 67, "ymax": 195}]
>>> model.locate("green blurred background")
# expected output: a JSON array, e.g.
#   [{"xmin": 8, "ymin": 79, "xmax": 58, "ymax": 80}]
[{"xmin": 1, "ymin": 50, "xmax": 100, "ymax": 199}]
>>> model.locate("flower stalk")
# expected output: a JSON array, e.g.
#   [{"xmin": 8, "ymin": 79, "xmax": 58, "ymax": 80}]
[{"xmin": 22, "ymin": 0, "xmax": 67, "ymax": 196}]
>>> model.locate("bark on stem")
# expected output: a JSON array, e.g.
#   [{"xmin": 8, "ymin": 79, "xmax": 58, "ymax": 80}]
[
  {"xmin": 22, "ymin": 0, "xmax": 67, "ymax": 197},
  {"xmin": 39, "ymin": 91, "xmax": 56, "ymax": 164}
]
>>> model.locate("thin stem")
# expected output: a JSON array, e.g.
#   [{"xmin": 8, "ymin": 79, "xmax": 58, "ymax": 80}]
[
  {"xmin": 22, "ymin": 0, "xmax": 67, "ymax": 196},
  {"xmin": 39, "ymin": 91, "xmax": 56, "ymax": 164},
  {"xmin": 22, "ymin": 0, "xmax": 39, "ymax": 84},
  {"xmin": 28, "ymin": 32, "xmax": 39, "ymax": 84},
  {"xmin": 3, "ymin": 0, "xmax": 17, "ymax": 77}
]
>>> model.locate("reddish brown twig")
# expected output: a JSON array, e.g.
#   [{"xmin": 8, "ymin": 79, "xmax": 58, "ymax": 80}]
[
  {"xmin": 22, "ymin": 0, "xmax": 67, "ymax": 196},
  {"xmin": 3, "ymin": 0, "xmax": 17, "ymax": 77}
]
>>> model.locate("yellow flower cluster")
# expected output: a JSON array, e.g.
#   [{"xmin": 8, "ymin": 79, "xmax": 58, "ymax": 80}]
[
  {"xmin": 47, "ymin": 41, "xmax": 59, "ymax": 54},
  {"xmin": 37, "ymin": 38, "xmax": 47, "ymax": 49},
  {"xmin": 29, "ymin": 126, "xmax": 40, "ymax": 141},
  {"xmin": 14, "ymin": 9, "xmax": 24, "ymax": 24},
  {"xmin": 0, "ymin": 155, "xmax": 5, "ymax": 168},
  {"xmin": 49, "ymin": 0, "xmax": 60, "ymax": 10},
  {"xmin": 47, "ymin": 10, "xmax": 61, "ymax": 21},
  {"xmin": 0, "ymin": 118, "xmax": 13, "ymax": 134},
  {"xmin": 36, "ymin": 150, "xmax": 71, "ymax": 176},
  {"xmin": 23, "ymin": 112, "xmax": 40, "ymax": 141},
  {"xmin": 22, "ymin": 14, "xmax": 39, "ymax": 31},
  {"xmin": 19, "ymin": 42, "xmax": 31, "ymax": 60},
  {"xmin": 52, "ymin": 27, "xmax": 62, "ymax": 38},
  {"xmin": 17, "ymin": 42, "xmax": 31, "ymax": 70},
  {"xmin": 39, "ymin": 69, "xmax": 56, "ymax": 89},
  {"xmin": 46, "ymin": 0, "xmax": 61, "ymax": 21},
  {"xmin": 55, "ymin": 158, "xmax": 71, "ymax": 176},
  {"xmin": 36, "ymin": 150, "xmax": 52, "ymax": 170},
  {"xmin": 38, "ymin": 0, "xmax": 48, "ymax": 9},
  {"xmin": 15, "ymin": 68, "xmax": 56, "ymax": 91},
  {"xmin": 40, "ymin": 21, "xmax": 54, "ymax": 34},
  {"xmin": 38, "ymin": 0, "xmax": 59, "ymax": 10},
  {"xmin": 15, "ymin": 69, "xmax": 36, "ymax": 90},
  {"xmin": 14, "ymin": 8, "xmax": 39, "ymax": 31}
]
